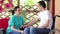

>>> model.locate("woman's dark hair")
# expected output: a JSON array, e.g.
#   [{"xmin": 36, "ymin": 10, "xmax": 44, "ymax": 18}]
[
  {"xmin": 38, "ymin": 1, "xmax": 46, "ymax": 8},
  {"xmin": 12, "ymin": 6, "xmax": 20, "ymax": 15}
]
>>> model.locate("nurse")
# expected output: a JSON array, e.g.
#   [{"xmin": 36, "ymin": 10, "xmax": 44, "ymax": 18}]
[{"xmin": 6, "ymin": 6, "xmax": 24, "ymax": 34}]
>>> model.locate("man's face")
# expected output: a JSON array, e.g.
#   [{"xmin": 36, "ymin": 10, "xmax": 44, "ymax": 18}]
[{"xmin": 37, "ymin": 4, "xmax": 42, "ymax": 11}]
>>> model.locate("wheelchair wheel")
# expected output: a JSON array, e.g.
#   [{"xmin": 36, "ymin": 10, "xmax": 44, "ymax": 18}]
[{"xmin": 49, "ymin": 29, "xmax": 60, "ymax": 34}]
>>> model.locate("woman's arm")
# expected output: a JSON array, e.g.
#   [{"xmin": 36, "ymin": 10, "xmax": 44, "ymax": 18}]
[{"xmin": 11, "ymin": 26, "xmax": 23, "ymax": 33}]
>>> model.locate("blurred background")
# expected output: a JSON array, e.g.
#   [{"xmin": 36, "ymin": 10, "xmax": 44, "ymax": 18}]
[
  {"xmin": 0, "ymin": 0, "xmax": 55, "ymax": 27},
  {"xmin": 0, "ymin": 0, "xmax": 55, "ymax": 29},
  {"xmin": 0, "ymin": 0, "xmax": 51, "ymax": 27},
  {"xmin": 1, "ymin": 0, "xmax": 60, "ymax": 34}
]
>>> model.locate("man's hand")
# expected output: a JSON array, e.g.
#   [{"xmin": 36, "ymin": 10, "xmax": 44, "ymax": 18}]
[
  {"xmin": 20, "ymin": 23, "xmax": 29, "ymax": 28},
  {"xmin": 20, "ymin": 25, "xmax": 24, "ymax": 28},
  {"xmin": 20, "ymin": 25, "xmax": 28, "ymax": 28}
]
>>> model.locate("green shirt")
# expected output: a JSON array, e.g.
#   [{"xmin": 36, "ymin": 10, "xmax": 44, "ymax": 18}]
[{"xmin": 6, "ymin": 15, "xmax": 24, "ymax": 34}]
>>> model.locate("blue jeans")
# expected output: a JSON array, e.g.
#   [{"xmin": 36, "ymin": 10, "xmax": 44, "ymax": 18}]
[
  {"xmin": 24, "ymin": 27, "xmax": 50, "ymax": 34},
  {"xmin": 9, "ymin": 31, "xmax": 22, "ymax": 34}
]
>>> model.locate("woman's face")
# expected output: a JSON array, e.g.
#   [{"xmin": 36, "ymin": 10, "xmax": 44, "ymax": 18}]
[{"xmin": 15, "ymin": 8, "xmax": 21, "ymax": 16}]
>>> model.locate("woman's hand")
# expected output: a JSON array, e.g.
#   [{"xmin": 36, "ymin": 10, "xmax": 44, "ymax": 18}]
[{"xmin": 19, "ymin": 30, "xmax": 24, "ymax": 34}]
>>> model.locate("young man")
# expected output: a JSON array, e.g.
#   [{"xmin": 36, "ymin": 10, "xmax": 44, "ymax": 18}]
[{"xmin": 22, "ymin": 1, "xmax": 53, "ymax": 34}]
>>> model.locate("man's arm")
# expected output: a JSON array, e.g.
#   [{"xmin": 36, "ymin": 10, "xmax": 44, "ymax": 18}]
[
  {"xmin": 27, "ymin": 18, "xmax": 39, "ymax": 26},
  {"xmin": 20, "ymin": 18, "xmax": 40, "ymax": 28}
]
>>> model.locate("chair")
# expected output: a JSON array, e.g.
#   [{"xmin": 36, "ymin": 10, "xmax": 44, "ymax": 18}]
[
  {"xmin": 0, "ymin": 28, "xmax": 3, "ymax": 34},
  {"xmin": 49, "ymin": 15, "xmax": 60, "ymax": 34},
  {"xmin": 0, "ymin": 18, "xmax": 9, "ymax": 34},
  {"xmin": 51, "ymin": 16, "xmax": 55, "ymax": 30}
]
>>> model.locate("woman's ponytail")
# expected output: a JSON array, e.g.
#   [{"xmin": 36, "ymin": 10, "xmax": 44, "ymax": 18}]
[{"xmin": 12, "ymin": 10, "xmax": 15, "ymax": 15}]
